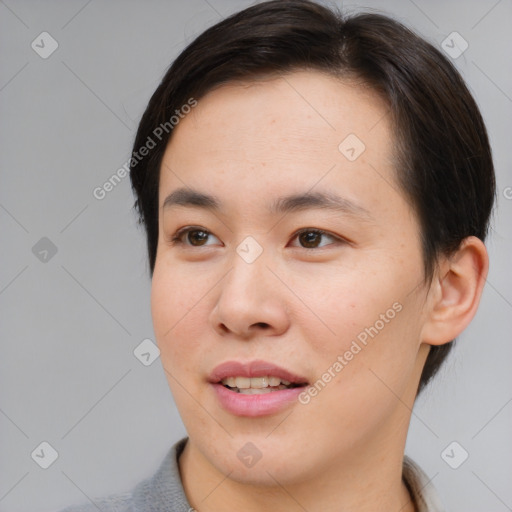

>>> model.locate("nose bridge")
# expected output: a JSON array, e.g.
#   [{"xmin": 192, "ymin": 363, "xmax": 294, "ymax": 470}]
[
  {"xmin": 212, "ymin": 239, "xmax": 290, "ymax": 336},
  {"xmin": 225, "ymin": 240, "xmax": 270, "ymax": 301}
]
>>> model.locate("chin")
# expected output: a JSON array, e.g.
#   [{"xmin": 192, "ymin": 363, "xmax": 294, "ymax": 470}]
[
  {"xmin": 218, "ymin": 452, "xmax": 304, "ymax": 487},
  {"xmin": 201, "ymin": 433, "xmax": 316, "ymax": 487}
]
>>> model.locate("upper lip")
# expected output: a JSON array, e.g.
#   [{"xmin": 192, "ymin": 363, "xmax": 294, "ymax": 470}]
[{"xmin": 208, "ymin": 360, "xmax": 309, "ymax": 385}]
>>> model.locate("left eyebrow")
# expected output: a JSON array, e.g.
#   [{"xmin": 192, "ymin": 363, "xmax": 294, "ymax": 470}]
[
  {"xmin": 162, "ymin": 187, "xmax": 375, "ymax": 222},
  {"xmin": 269, "ymin": 190, "xmax": 375, "ymax": 222}
]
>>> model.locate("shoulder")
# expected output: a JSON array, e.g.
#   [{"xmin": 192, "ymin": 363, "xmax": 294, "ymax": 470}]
[
  {"xmin": 56, "ymin": 491, "xmax": 134, "ymax": 512},
  {"xmin": 403, "ymin": 455, "xmax": 447, "ymax": 512},
  {"xmin": 57, "ymin": 438, "xmax": 190, "ymax": 512}
]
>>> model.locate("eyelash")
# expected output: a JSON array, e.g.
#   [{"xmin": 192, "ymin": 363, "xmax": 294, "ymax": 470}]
[{"xmin": 168, "ymin": 226, "xmax": 345, "ymax": 249}]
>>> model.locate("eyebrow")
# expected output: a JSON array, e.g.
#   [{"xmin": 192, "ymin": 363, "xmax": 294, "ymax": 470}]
[{"xmin": 162, "ymin": 187, "xmax": 374, "ymax": 221}]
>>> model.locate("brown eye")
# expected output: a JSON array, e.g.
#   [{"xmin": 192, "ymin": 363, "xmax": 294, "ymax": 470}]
[
  {"xmin": 299, "ymin": 231, "xmax": 320, "ymax": 248},
  {"xmin": 292, "ymin": 229, "xmax": 339, "ymax": 249},
  {"xmin": 186, "ymin": 229, "xmax": 209, "ymax": 246},
  {"xmin": 169, "ymin": 227, "xmax": 221, "ymax": 247}
]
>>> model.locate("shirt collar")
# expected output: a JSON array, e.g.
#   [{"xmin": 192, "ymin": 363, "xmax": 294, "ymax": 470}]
[{"xmin": 403, "ymin": 455, "xmax": 447, "ymax": 512}]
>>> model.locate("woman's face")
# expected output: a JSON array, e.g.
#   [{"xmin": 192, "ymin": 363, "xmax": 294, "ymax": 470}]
[{"xmin": 151, "ymin": 70, "xmax": 432, "ymax": 484}]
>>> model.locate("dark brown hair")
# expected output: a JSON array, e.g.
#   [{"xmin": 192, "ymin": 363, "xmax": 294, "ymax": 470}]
[{"xmin": 129, "ymin": 0, "xmax": 495, "ymax": 395}]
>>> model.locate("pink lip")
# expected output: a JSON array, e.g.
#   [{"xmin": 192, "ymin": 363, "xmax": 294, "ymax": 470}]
[
  {"xmin": 208, "ymin": 360, "xmax": 309, "ymax": 417},
  {"xmin": 211, "ymin": 384, "xmax": 306, "ymax": 417}
]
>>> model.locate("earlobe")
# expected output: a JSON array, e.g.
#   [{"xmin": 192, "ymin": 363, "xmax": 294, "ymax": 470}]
[{"xmin": 420, "ymin": 236, "xmax": 489, "ymax": 346}]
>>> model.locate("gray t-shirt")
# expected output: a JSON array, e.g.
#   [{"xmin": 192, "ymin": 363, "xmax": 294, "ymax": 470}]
[{"xmin": 58, "ymin": 437, "xmax": 446, "ymax": 512}]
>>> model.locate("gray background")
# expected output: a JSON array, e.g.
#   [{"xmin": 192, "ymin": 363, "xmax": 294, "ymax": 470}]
[{"xmin": 0, "ymin": 0, "xmax": 511, "ymax": 511}]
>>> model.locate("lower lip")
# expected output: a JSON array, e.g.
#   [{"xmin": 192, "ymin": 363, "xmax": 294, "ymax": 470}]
[{"xmin": 211, "ymin": 383, "xmax": 306, "ymax": 417}]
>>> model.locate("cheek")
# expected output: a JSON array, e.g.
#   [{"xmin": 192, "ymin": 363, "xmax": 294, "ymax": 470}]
[
  {"xmin": 303, "ymin": 303, "xmax": 422, "ymax": 437},
  {"xmin": 150, "ymin": 262, "xmax": 205, "ymax": 363},
  {"xmin": 323, "ymin": 298, "xmax": 422, "ymax": 408},
  {"xmin": 285, "ymin": 264, "xmax": 401, "ymax": 350},
  {"xmin": 292, "ymin": 258, "xmax": 424, "ymax": 394}
]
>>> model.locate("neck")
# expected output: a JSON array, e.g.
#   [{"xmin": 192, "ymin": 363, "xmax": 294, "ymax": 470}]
[{"xmin": 178, "ymin": 414, "xmax": 416, "ymax": 512}]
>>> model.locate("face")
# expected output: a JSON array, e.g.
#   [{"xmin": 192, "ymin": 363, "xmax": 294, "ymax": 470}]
[{"xmin": 151, "ymin": 70, "xmax": 431, "ymax": 485}]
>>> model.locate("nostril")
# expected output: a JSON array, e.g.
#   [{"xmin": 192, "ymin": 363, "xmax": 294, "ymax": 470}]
[{"xmin": 253, "ymin": 322, "xmax": 270, "ymax": 329}]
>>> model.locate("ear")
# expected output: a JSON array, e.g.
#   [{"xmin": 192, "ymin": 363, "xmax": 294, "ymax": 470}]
[{"xmin": 420, "ymin": 236, "xmax": 489, "ymax": 346}]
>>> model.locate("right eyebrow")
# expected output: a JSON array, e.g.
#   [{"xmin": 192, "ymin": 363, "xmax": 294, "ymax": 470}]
[{"xmin": 162, "ymin": 188, "xmax": 220, "ymax": 212}]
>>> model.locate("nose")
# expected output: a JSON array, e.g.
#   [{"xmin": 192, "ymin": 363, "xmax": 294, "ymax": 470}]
[{"xmin": 209, "ymin": 251, "xmax": 291, "ymax": 340}]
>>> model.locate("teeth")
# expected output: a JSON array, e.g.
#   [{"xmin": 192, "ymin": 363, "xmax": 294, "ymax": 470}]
[
  {"xmin": 224, "ymin": 377, "xmax": 236, "ymax": 387},
  {"xmin": 268, "ymin": 376, "xmax": 281, "ymax": 387},
  {"xmin": 221, "ymin": 376, "xmax": 294, "ymax": 389},
  {"xmin": 234, "ymin": 377, "xmax": 251, "ymax": 389},
  {"xmin": 249, "ymin": 377, "xmax": 268, "ymax": 389}
]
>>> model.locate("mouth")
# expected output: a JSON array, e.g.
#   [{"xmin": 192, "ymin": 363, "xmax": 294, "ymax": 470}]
[
  {"xmin": 208, "ymin": 360, "xmax": 309, "ymax": 416},
  {"xmin": 209, "ymin": 359, "xmax": 309, "ymax": 389},
  {"xmin": 220, "ymin": 376, "xmax": 306, "ymax": 394}
]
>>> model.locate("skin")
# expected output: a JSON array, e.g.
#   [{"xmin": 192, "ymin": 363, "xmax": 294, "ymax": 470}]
[{"xmin": 150, "ymin": 70, "xmax": 489, "ymax": 512}]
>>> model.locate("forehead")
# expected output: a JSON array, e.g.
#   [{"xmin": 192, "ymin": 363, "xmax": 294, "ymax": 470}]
[
  {"xmin": 159, "ymin": 70, "xmax": 403, "ymax": 222},
  {"xmin": 169, "ymin": 70, "xmax": 390, "ymax": 157}
]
